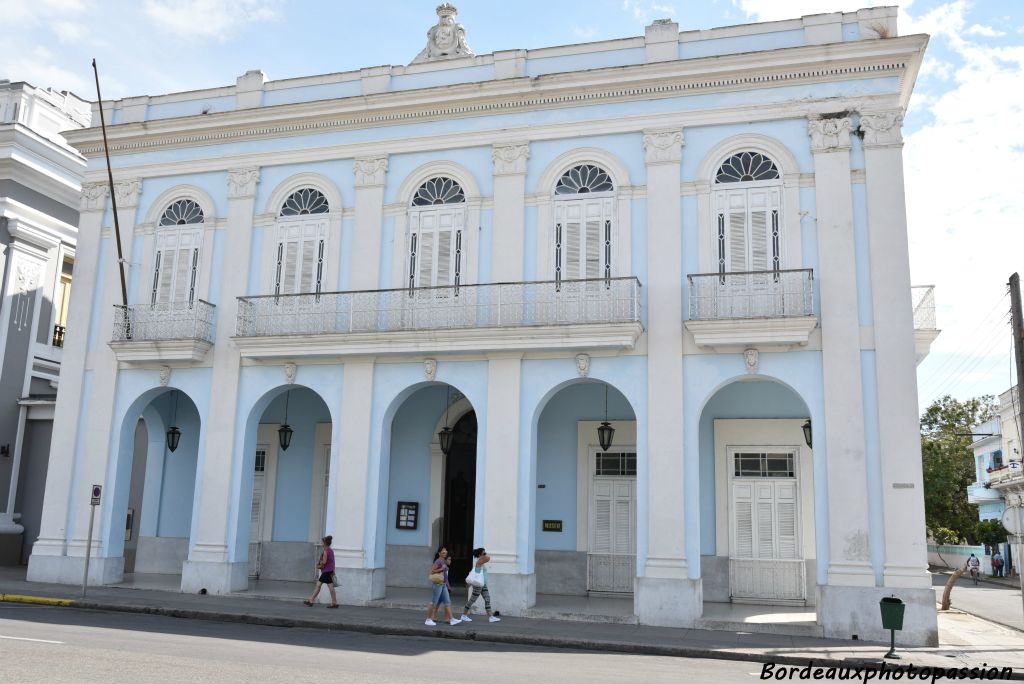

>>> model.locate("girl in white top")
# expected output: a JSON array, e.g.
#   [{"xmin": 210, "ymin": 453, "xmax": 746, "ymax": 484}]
[{"xmin": 461, "ymin": 547, "xmax": 500, "ymax": 623}]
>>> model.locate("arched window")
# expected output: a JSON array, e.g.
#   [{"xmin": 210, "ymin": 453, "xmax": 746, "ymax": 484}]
[
  {"xmin": 275, "ymin": 188, "xmax": 329, "ymax": 295},
  {"xmin": 553, "ymin": 164, "xmax": 614, "ymax": 285},
  {"xmin": 713, "ymin": 152, "xmax": 782, "ymax": 274},
  {"xmin": 408, "ymin": 177, "xmax": 466, "ymax": 289},
  {"xmin": 152, "ymin": 199, "xmax": 204, "ymax": 306}
]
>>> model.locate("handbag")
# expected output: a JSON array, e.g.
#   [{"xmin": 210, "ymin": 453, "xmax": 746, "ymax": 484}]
[
  {"xmin": 331, "ymin": 572, "xmax": 340, "ymax": 587},
  {"xmin": 428, "ymin": 572, "xmax": 445, "ymax": 585},
  {"xmin": 465, "ymin": 566, "xmax": 485, "ymax": 588}
]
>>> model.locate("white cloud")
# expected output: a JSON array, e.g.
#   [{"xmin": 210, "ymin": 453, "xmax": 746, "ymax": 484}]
[
  {"xmin": 734, "ymin": 0, "xmax": 893, "ymax": 22},
  {"xmin": 142, "ymin": 0, "xmax": 281, "ymax": 41},
  {"xmin": 621, "ymin": 1, "xmax": 676, "ymax": 23},
  {"xmin": 53, "ymin": 21, "xmax": 86, "ymax": 43},
  {"xmin": 965, "ymin": 23, "xmax": 1006, "ymax": 37},
  {"xmin": 0, "ymin": 45, "xmax": 91, "ymax": 95},
  {"xmin": 572, "ymin": 25, "xmax": 599, "ymax": 39}
]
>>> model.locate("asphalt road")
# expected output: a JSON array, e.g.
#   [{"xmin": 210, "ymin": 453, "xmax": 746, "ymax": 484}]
[
  {"xmin": 0, "ymin": 604, "xmax": 761, "ymax": 683},
  {"xmin": 931, "ymin": 570, "xmax": 1024, "ymax": 632}
]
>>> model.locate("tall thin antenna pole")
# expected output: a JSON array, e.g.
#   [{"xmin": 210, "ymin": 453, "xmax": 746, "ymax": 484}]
[{"xmin": 91, "ymin": 59, "xmax": 129, "ymax": 309}]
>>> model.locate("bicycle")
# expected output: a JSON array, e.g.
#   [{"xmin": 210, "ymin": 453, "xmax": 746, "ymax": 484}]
[{"xmin": 968, "ymin": 566, "xmax": 980, "ymax": 585}]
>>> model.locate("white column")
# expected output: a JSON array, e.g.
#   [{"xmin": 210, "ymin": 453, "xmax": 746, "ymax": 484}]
[
  {"xmin": 69, "ymin": 179, "xmax": 141, "ymax": 585},
  {"xmin": 330, "ymin": 359, "xmax": 383, "ymax": 603},
  {"xmin": 491, "ymin": 143, "xmax": 529, "ymax": 282},
  {"xmin": 351, "ymin": 157, "xmax": 387, "ymax": 290},
  {"xmin": 861, "ymin": 110, "xmax": 931, "ymax": 590},
  {"xmin": 479, "ymin": 353, "xmax": 532, "ymax": 612},
  {"xmin": 808, "ymin": 117, "xmax": 874, "ymax": 588},
  {"xmin": 28, "ymin": 183, "xmax": 108, "ymax": 583},
  {"xmin": 182, "ymin": 168, "xmax": 259, "ymax": 594},
  {"xmin": 637, "ymin": 128, "xmax": 700, "ymax": 626}
]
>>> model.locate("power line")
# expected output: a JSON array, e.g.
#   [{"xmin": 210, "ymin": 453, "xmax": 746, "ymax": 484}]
[
  {"xmin": 927, "ymin": 325, "xmax": 1010, "ymax": 401},
  {"xmin": 919, "ymin": 293, "xmax": 1009, "ymax": 389}
]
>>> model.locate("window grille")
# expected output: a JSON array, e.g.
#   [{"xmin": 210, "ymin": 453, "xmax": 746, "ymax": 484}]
[
  {"xmin": 733, "ymin": 452, "xmax": 795, "ymax": 478},
  {"xmin": 159, "ymin": 199, "xmax": 204, "ymax": 226},
  {"xmin": 555, "ymin": 164, "xmax": 614, "ymax": 195},
  {"xmin": 595, "ymin": 452, "xmax": 637, "ymax": 476},
  {"xmin": 412, "ymin": 177, "xmax": 465, "ymax": 206},
  {"xmin": 280, "ymin": 188, "xmax": 329, "ymax": 216},
  {"xmin": 715, "ymin": 152, "xmax": 780, "ymax": 183}
]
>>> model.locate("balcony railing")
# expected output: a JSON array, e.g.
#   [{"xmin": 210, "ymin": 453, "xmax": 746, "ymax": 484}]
[
  {"xmin": 687, "ymin": 269, "xmax": 814, "ymax": 321},
  {"xmin": 911, "ymin": 285, "xmax": 936, "ymax": 330},
  {"xmin": 236, "ymin": 277, "xmax": 641, "ymax": 338},
  {"xmin": 112, "ymin": 300, "xmax": 216, "ymax": 344},
  {"xmin": 52, "ymin": 324, "xmax": 66, "ymax": 348}
]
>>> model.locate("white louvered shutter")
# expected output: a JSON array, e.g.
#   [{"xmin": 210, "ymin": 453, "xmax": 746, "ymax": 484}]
[
  {"xmin": 409, "ymin": 206, "xmax": 464, "ymax": 288},
  {"xmin": 775, "ymin": 481, "xmax": 799, "ymax": 560},
  {"xmin": 732, "ymin": 483, "xmax": 754, "ymax": 559},
  {"xmin": 555, "ymin": 198, "xmax": 614, "ymax": 282},
  {"xmin": 715, "ymin": 187, "xmax": 781, "ymax": 273},
  {"xmin": 152, "ymin": 228, "xmax": 201, "ymax": 305},
  {"xmin": 593, "ymin": 483, "xmax": 612, "ymax": 554},
  {"xmin": 275, "ymin": 219, "xmax": 327, "ymax": 295}
]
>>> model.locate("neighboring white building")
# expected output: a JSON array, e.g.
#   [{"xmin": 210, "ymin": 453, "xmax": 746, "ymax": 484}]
[
  {"xmin": 27, "ymin": 5, "xmax": 941, "ymax": 645},
  {"xmin": 976, "ymin": 386, "xmax": 1024, "ymax": 575},
  {"xmin": 0, "ymin": 80, "xmax": 89, "ymax": 564}
]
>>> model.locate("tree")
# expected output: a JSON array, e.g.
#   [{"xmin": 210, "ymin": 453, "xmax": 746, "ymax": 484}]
[
  {"xmin": 920, "ymin": 394, "xmax": 996, "ymax": 545},
  {"xmin": 975, "ymin": 519, "xmax": 1009, "ymax": 550}
]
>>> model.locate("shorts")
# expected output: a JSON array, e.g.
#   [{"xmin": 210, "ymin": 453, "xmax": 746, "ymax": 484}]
[
  {"xmin": 319, "ymin": 571, "xmax": 336, "ymax": 585},
  {"xmin": 431, "ymin": 583, "xmax": 451, "ymax": 605}
]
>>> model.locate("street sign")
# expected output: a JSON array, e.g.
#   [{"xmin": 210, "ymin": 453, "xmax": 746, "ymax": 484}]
[
  {"xmin": 1009, "ymin": 462, "xmax": 1022, "ymax": 470},
  {"xmin": 90, "ymin": 484, "xmax": 102, "ymax": 506},
  {"xmin": 1002, "ymin": 506, "xmax": 1021, "ymax": 536}
]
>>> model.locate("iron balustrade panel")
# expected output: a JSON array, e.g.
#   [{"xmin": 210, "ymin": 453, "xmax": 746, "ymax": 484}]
[
  {"xmin": 235, "ymin": 278, "xmax": 641, "ymax": 337},
  {"xmin": 687, "ymin": 269, "xmax": 814, "ymax": 320},
  {"xmin": 911, "ymin": 285, "xmax": 937, "ymax": 330},
  {"xmin": 112, "ymin": 300, "xmax": 216, "ymax": 343}
]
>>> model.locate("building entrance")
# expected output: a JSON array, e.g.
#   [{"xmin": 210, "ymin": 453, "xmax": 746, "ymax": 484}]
[{"xmin": 442, "ymin": 410, "xmax": 477, "ymax": 583}]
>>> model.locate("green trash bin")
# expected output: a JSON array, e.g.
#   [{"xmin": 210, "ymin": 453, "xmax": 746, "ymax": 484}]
[{"xmin": 880, "ymin": 596, "xmax": 905, "ymax": 630}]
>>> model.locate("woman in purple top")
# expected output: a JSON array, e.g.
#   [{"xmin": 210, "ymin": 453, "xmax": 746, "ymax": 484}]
[
  {"xmin": 304, "ymin": 535, "xmax": 339, "ymax": 608},
  {"xmin": 425, "ymin": 546, "xmax": 461, "ymax": 626}
]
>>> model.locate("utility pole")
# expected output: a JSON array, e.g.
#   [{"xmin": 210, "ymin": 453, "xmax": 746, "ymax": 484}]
[{"xmin": 1008, "ymin": 272, "xmax": 1024, "ymax": 620}]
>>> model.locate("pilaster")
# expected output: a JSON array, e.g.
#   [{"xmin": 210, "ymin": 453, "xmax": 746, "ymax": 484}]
[
  {"xmin": 182, "ymin": 168, "xmax": 259, "ymax": 593},
  {"xmin": 491, "ymin": 143, "xmax": 529, "ymax": 282},
  {"xmin": 352, "ymin": 156, "xmax": 388, "ymax": 290},
  {"xmin": 860, "ymin": 110, "xmax": 931, "ymax": 589},
  {"xmin": 808, "ymin": 116, "xmax": 874, "ymax": 587}
]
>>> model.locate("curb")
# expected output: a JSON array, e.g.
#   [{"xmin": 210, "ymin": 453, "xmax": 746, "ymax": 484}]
[{"xmin": 0, "ymin": 593, "xmax": 75, "ymax": 607}]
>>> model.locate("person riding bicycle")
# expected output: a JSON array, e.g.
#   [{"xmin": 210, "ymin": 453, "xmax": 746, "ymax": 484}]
[{"xmin": 967, "ymin": 553, "xmax": 981, "ymax": 583}]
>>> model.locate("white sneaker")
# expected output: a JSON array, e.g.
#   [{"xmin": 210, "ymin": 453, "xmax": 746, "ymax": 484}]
[
  {"xmin": 489, "ymin": 616, "xmax": 501, "ymax": 623},
  {"xmin": 460, "ymin": 615, "xmax": 473, "ymax": 622},
  {"xmin": 424, "ymin": 619, "xmax": 436, "ymax": 626},
  {"xmin": 449, "ymin": 618, "xmax": 462, "ymax": 625}
]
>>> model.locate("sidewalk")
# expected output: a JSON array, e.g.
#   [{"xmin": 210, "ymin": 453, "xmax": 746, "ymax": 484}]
[
  {"xmin": 930, "ymin": 564, "xmax": 1023, "ymax": 590},
  {"xmin": 2, "ymin": 568, "xmax": 1023, "ymax": 675}
]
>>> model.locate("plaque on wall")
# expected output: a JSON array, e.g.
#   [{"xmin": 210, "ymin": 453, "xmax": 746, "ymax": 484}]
[
  {"xmin": 396, "ymin": 501, "xmax": 419, "ymax": 530},
  {"xmin": 542, "ymin": 520, "xmax": 562, "ymax": 532}
]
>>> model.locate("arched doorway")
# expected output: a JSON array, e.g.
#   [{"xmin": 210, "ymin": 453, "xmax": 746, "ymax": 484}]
[
  {"xmin": 698, "ymin": 378, "xmax": 816, "ymax": 606},
  {"xmin": 530, "ymin": 379, "xmax": 637, "ymax": 597},
  {"xmin": 384, "ymin": 383, "xmax": 477, "ymax": 590}
]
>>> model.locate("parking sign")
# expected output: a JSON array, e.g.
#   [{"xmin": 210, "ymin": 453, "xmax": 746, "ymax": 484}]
[{"xmin": 90, "ymin": 484, "xmax": 102, "ymax": 506}]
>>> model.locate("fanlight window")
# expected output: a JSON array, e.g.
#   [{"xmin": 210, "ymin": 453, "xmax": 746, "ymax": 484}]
[
  {"xmin": 280, "ymin": 188, "xmax": 329, "ymax": 216},
  {"xmin": 555, "ymin": 164, "xmax": 613, "ymax": 195},
  {"xmin": 715, "ymin": 152, "xmax": 779, "ymax": 183},
  {"xmin": 412, "ymin": 177, "xmax": 465, "ymax": 206},
  {"xmin": 159, "ymin": 199, "xmax": 204, "ymax": 226}
]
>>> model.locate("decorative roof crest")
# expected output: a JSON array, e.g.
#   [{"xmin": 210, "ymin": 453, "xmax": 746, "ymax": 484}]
[{"xmin": 412, "ymin": 4, "xmax": 474, "ymax": 64}]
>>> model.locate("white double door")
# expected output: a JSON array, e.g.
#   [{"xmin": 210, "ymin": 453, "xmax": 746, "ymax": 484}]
[
  {"xmin": 588, "ymin": 459, "xmax": 636, "ymax": 594},
  {"xmin": 728, "ymin": 448, "xmax": 805, "ymax": 602}
]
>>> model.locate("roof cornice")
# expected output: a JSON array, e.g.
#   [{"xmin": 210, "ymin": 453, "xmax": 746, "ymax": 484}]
[{"xmin": 65, "ymin": 35, "xmax": 927, "ymax": 159}]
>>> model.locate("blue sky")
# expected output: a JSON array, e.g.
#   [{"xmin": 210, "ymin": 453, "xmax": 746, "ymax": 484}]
[{"xmin": 3, "ymin": 0, "xmax": 1022, "ymax": 412}]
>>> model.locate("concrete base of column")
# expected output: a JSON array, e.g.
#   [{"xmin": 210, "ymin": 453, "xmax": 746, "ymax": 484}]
[
  {"xmin": 484, "ymin": 572, "xmax": 535, "ymax": 616},
  {"xmin": 819, "ymin": 584, "xmax": 937, "ymax": 646},
  {"xmin": 335, "ymin": 567, "xmax": 386, "ymax": 605},
  {"xmin": 27, "ymin": 553, "xmax": 124, "ymax": 586},
  {"xmin": 636, "ymin": 576, "xmax": 702, "ymax": 627},
  {"xmin": 181, "ymin": 559, "xmax": 248, "ymax": 595}
]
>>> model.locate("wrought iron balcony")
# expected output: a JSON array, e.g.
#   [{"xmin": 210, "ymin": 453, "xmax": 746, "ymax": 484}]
[
  {"xmin": 688, "ymin": 269, "xmax": 814, "ymax": 321},
  {"xmin": 911, "ymin": 285, "xmax": 936, "ymax": 330},
  {"xmin": 52, "ymin": 324, "xmax": 66, "ymax": 348},
  {"xmin": 233, "ymin": 278, "xmax": 643, "ymax": 358},
  {"xmin": 109, "ymin": 300, "xmax": 216, "ymax": 362},
  {"xmin": 685, "ymin": 269, "xmax": 816, "ymax": 350}
]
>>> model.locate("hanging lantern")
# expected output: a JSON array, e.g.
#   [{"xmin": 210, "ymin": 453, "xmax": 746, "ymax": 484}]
[
  {"xmin": 802, "ymin": 419, "xmax": 813, "ymax": 449},
  {"xmin": 166, "ymin": 390, "xmax": 181, "ymax": 452},
  {"xmin": 438, "ymin": 385, "xmax": 454, "ymax": 456},
  {"xmin": 597, "ymin": 384, "xmax": 615, "ymax": 452},
  {"xmin": 278, "ymin": 390, "xmax": 293, "ymax": 451}
]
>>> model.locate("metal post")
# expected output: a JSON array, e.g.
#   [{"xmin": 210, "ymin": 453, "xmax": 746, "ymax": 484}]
[
  {"xmin": 82, "ymin": 502, "xmax": 96, "ymax": 598},
  {"xmin": 1008, "ymin": 273, "xmax": 1024, "ymax": 620}
]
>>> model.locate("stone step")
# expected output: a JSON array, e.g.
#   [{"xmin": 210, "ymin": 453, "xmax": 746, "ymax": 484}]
[{"xmin": 695, "ymin": 617, "xmax": 824, "ymax": 639}]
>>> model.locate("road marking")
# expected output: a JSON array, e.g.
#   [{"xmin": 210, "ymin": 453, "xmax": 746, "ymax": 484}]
[{"xmin": 0, "ymin": 635, "xmax": 64, "ymax": 644}]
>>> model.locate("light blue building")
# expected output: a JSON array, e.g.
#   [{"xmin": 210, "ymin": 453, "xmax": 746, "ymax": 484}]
[{"xmin": 28, "ymin": 4, "xmax": 940, "ymax": 644}]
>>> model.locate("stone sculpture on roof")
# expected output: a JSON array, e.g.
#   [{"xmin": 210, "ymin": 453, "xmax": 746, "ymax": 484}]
[{"xmin": 412, "ymin": 3, "xmax": 474, "ymax": 64}]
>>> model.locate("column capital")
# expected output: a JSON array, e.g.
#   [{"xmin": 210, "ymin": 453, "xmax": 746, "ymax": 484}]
[
  {"xmin": 80, "ymin": 182, "xmax": 109, "ymax": 213},
  {"xmin": 227, "ymin": 167, "xmax": 261, "ymax": 199},
  {"xmin": 808, "ymin": 116, "xmax": 853, "ymax": 153},
  {"xmin": 113, "ymin": 178, "xmax": 142, "ymax": 209},
  {"xmin": 492, "ymin": 142, "xmax": 529, "ymax": 176},
  {"xmin": 354, "ymin": 156, "xmax": 388, "ymax": 188},
  {"xmin": 643, "ymin": 128, "xmax": 683, "ymax": 165},
  {"xmin": 858, "ymin": 110, "xmax": 904, "ymax": 148}
]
